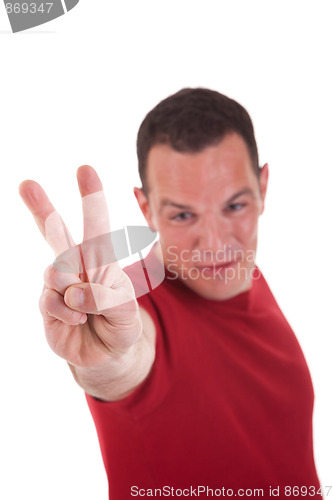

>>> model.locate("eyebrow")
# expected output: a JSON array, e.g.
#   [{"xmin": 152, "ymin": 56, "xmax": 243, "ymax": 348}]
[
  {"xmin": 227, "ymin": 187, "xmax": 255, "ymax": 203},
  {"xmin": 159, "ymin": 188, "xmax": 255, "ymax": 211}
]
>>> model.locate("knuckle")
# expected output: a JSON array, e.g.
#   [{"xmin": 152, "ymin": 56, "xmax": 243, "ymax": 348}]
[
  {"xmin": 43, "ymin": 264, "xmax": 58, "ymax": 287},
  {"xmin": 39, "ymin": 288, "xmax": 51, "ymax": 314},
  {"xmin": 67, "ymin": 308, "xmax": 81, "ymax": 324}
]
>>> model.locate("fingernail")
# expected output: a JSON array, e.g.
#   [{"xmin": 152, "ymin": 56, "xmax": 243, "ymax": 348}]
[
  {"xmin": 68, "ymin": 287, "xmax": 84, "ymax": 307},
  {"xmin": 79, "ymin": 314, "xmax": 87, "ymax": 324}
]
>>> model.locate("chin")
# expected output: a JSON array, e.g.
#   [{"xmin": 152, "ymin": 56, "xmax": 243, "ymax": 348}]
[
  {"xmin": 182, "ymin": 262, "xmax": 254, "ymax": 300},
  {"xmin": 183, "ymin": 276, "xmax": 248, "ymax": 301}
]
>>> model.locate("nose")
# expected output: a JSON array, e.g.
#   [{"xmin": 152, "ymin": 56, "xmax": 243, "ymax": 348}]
[{"xmin": 196, "ymin": 214, "xmax": 226, "ymax": 254}]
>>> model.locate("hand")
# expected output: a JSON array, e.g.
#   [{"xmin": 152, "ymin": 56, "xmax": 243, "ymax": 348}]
[{"xmin": 19, "ymin": 166, "xmax": 143, "ymax": 370}]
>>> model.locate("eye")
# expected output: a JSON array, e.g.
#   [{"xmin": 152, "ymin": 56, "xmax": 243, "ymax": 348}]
[
  {"xmin": 171, "ymin": 212, "xmax": 193, "ymax": 222},
  {"xmin": 227, "ymin": 203, "xmax": 246, "ymax": 212}
]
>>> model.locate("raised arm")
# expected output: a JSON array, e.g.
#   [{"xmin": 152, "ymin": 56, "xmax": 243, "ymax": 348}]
[{"xmin": 19, "ymin": 165, "xmax": 156, "ymax": 401}]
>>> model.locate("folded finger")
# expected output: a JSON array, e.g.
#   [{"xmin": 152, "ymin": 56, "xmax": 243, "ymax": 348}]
[
  {"xmin": 40, "ymin": 288, "xmax": 87, "ymax": 325},
  {"xmin": 43, "ymin": 264, "xmax": 83, "ymax": 295}
]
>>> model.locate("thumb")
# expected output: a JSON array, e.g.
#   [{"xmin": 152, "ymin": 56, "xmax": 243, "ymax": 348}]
[{"xmin": 64, "ymin": 283, "xmax": 136, "ymax": 317}]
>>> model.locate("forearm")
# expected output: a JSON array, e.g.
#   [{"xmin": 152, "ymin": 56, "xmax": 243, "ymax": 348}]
[{"xmin": 68, "ymin": 333, "xmax": 155, "ymax": 401}]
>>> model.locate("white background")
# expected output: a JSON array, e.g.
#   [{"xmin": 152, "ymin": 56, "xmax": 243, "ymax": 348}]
[{"xmin": 0, "ymin": 1, "xmax": 332, "ymax": 499}]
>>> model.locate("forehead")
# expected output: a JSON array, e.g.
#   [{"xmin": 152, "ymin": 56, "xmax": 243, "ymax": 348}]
[{"xmin": 146, "ymin": 133, "xmax": 257, "ymax": 203}]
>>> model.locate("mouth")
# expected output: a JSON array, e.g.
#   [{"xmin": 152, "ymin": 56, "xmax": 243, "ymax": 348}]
[{"xmin": 195, "ymin": 260, "xmax": 239, "ymax": 272}]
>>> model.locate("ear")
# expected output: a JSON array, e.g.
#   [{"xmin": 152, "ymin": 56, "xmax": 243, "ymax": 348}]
[
  {"xmin": 258, "ymin": 163, "xmax": 269, "ymax": 215},
  {"xmin": 133, "ymin": 187, "xmax": 155, "ymax": 229}
]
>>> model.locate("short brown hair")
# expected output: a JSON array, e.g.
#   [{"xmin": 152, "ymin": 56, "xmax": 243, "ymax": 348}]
[{"xmin": 137, "ymin": 88, "xmax": 259, "ymax": 194}]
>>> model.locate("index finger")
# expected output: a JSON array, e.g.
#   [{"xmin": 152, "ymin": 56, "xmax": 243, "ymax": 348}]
[{"xmin": 19, "ymin": 180, "xmax": 75, "ymax": 256}]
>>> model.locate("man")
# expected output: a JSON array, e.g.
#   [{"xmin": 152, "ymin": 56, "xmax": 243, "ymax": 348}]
[{"xmin": 19, "ymin": 88, "xmax": 321, "ymax": 498}]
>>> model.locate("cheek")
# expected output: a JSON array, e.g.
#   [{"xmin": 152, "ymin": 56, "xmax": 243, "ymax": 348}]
[
  {"xmin": 160, "ymin": 226, "xmax": 190, "ymax": 249},
  {"xmin": 158, "ymin": 223, "xmax": 193, "ymax": 260},
  {"xmin": 234, "ymin": 212, "xmax": 259, "ymax": 243}
]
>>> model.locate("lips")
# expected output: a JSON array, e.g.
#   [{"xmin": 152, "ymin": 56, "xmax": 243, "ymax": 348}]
[{"xmin": 195, "ymin": 261, "xmax": 238, "ymax": 269}]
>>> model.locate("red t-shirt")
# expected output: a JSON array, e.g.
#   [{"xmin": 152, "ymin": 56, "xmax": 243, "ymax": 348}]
[{"xmin": 86, "ymin": 249, "xmax": 321, "ymax": 499}]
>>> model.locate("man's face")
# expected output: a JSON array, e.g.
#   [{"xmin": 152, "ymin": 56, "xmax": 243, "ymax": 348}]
[{"xmin": 135, "ymin": 133, "xmax": 269, "ymax": 300}]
